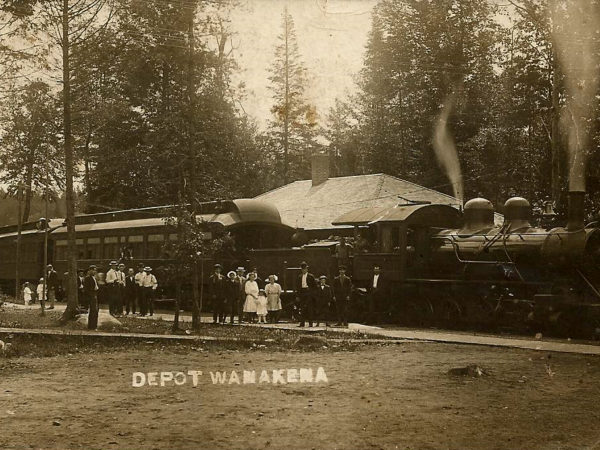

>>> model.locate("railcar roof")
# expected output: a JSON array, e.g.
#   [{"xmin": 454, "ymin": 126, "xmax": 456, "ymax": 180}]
[
  {"xmin": 333, "ymin": 203, "xmax": 462, "ymax": 228},
  {"xmin": 50, "ymin": 199, "xmax": 289, "ymax": 234}
]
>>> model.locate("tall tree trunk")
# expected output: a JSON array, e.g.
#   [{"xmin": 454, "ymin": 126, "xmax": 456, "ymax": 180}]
[
  {"xmin": 22, "ymin": 150, "xmax": 35, "ymax": 223},
  {"xmin": 550, "ymin": 52, "xmax": 561, "ymax": 206},
  {"xmin": 22, "ymin": 185, "xmax": 32, "ymax": 224},
  {"xmin": 61, "ymin": 0, "xmax": 79, "ymax": 322},
  {"xmin": 83, "ymin": 129, "xmax": 92, "ymax": 211},
  {"xmin": 283, "ymin": 13, "xmax": 289, "ymax": 184},
  {"xmin": 186, "ymin": 5, "xmax": 202, "ymax": 331},
  {"xmin": 15, "ymin": 186, "xmax": 23, "ymax": 300}
]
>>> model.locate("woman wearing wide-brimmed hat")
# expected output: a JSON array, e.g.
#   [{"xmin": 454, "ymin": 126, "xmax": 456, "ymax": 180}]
[
  {"xmin": 265, "ymin": 274, "xmax": 282, "ymax": 323},
  {"xmin": 243, "ymin": 272, "xmax": 259, "ymax": 323}
]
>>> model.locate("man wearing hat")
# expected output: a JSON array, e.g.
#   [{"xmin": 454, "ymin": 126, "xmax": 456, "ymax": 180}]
[
  {"xmin": 124, "ymin": 268, "xmax": 137, "ymax": 315},
  {"xmin": 225, "ymin": 270, "xmax": 239, "ymax": 324},
  {"xmin": 46, "ymin": 264, "xmax": 58, "ymax": 310},
  {"xmin": 295, "ymin": 262, "xmax": 317, "ymax": 327},
  {"xmin": 209, "ymin": 263, "xmax": 226, "ymax": 324},
  {"xmin": 115, "ymin": 263, "xmax": 126, "ymax": 316},
  {"xmin": 234, "ymin": 267, "xmax": 246, "ymax": 323},
  {"xmin": 141, "ymin": 267, "xmax": 158, "ymax": 316},
  {"xmin": 314, "ymin": 275, "xmax": 334, "ymax": 327},
  {"xmin": 84, "ymin": 265, "xmax": 99, "ymax": 330},
  {"xmin": 105, "ymin": 261, "xmax": 120, "ymax": 316},
  {"xmin": 333, "ymin": 265, "xmax": 353, "ymax": 326},
  {"xmin": 367, "ymin": 264, "xmax": 387, "ymax": 324},
  {"xmin": 135, "ymin": 263, "xmax": 146, "ymax": 315}
]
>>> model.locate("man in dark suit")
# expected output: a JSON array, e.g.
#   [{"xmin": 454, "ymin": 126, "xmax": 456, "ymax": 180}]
[
  {"xmin": 333, "ymin": 265, "xmax": 353, "ymax": 326},
  {"xmin": 84, "ymin": 265, "xmax": 99, "ymax": 330},
  {"xmin": 314, "ymin": 275, "xmax": 334, "ymax": 327},
  {"xmin": 295, "ymin": 261, "xmax": 317, "ymax": 327},
  {"xmin": 46, "ymin": 265, "xmax": 58, "ymax": 310},
  {"xmin": 250, "ymin": 267, "xmax": 264, "ymax": 290},
  {"xmin": 226, "ymin": 270, "xmax": 239, "ymax": 324},
  {"xmin": 367, "ymin": 264, "xmax": 387, "ymax": 323},
  {"xmin": 209, "ymin": 264, "xmax": 226, "ymax": 324},
  {"xmin": 234, "ymin": 267, "xmax": 246, "ymax": 323},
  {"xmin": 125, "ymin": 268, "xmax": 137, "ymax": 315}
]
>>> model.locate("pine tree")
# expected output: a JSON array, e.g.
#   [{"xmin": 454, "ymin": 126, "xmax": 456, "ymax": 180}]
[{"xmin": 266, "ymin": 7, "xmax": 318, "ymax": 185}]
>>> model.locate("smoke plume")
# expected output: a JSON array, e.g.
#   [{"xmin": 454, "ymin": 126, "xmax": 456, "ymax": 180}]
[
  {"xmin": 551, "ymin": 0, "xmax": 600, "ymax": 192},
  {"xmin": 433, "ymin": 92, "xmax": 463, "ymax": 203}
]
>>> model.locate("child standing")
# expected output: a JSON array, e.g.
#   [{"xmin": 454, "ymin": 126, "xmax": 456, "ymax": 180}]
[
  {"xmin": 36, "ymin": 278, "xmax": 46, "ymax": 304},
  {"xmin": 23, "ymin": 282, "xmax": 32, "ymax": 306},
  {"xmin": 256, "ymin": 289, "xmax": 268, "ymax": 324}
]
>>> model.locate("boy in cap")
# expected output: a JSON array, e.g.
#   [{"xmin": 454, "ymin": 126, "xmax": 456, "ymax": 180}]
[{"xmin": 314, "ymin": 275, "xmax": 334, "ymax": 327}]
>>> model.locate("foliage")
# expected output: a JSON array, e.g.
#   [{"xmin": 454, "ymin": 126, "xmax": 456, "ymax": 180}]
[
  {"xmin": 68, "ymin": 0, "xmax": 264, "ymax": 212},
  {"xmin": 0, "ymin": 81, "xmax": 64, "ymax": 221},
  {"xmin": 326, "ymin": 0, "xmax": 600, "ymax": 212}
]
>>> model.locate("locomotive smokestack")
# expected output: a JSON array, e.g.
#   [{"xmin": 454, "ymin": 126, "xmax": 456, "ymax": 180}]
[{"xmin": 566, "ymin": 191, "xmax": 585, "ymax": 231}]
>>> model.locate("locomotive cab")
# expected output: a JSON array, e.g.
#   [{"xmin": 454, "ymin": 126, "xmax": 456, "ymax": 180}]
[{"xmin": 333, "ymin": 202, "xmax": 462, "ymax": 282}]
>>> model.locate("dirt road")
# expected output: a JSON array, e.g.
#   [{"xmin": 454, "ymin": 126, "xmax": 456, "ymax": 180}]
[{"xmin": 2, "ymin": 342, "xmax": 600, "ymax": 449}]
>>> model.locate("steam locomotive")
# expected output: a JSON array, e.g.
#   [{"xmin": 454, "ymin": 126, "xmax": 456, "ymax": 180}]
[{"xmin": 327, "ymin": 190, "xmax": 600, "ymax": 337}]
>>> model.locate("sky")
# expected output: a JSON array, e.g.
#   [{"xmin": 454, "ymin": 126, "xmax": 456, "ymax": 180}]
[{"xmin": 227, "ymin": 0, "xmax": 377, "ymax": 128}]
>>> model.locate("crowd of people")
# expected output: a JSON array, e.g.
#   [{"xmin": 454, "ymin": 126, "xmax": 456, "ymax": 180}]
[
  {"xmin": 22, "ymin": 257, "xmax": 388, "ymax": 330},
  {"xmin": 207, "ymin": 265, "xmax": 284, "ymax": 325},
  {"xmin": 206, "ymin": 260, "xmax": 385, "ymax": 327},
  {"xmin": 80, "ymin": 262, "xmax": 159, "ymax": 326}
]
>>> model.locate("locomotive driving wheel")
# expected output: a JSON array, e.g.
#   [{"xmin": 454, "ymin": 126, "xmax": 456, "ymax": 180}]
[
  {"xmin": 437, "ymin": 297, "xmax": 463, "ymax": 328},
  {"xmin": 405, "ymin": 298, "xmax": 435, "ymax": 327}
]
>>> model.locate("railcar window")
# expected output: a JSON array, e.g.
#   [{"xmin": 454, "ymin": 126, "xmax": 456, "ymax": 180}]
[
  {"xmin": 76, "ymin": 238, "xmax": 85, "ymax": 259},
  {"xmin": 147, "ymin": 234, "xmax": 165, "ymax": 258},
  {"xmin": 55, "ymin": 239, "xmax": 67, "ymax": 261},
  {"xmin": 392, "ymin": 226, "xmax": 400, "ymax": 251},
  {"xmin": 86, "ymin": 237, "xmax": 101, "ymax": 259},
  {"xmin": 103, "ymin": 236, "xmax": 120, "ymax": 259},
  {"xmin": 127, "ymin": 235, "xmax": 144, "ymax": 259},
  {"xmin": 23, "ymin": 243, "xmax": 37, "ymax": 262}
]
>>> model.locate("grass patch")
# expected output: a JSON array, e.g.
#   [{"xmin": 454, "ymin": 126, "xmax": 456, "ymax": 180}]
[
  {"xmin": 0, "ymin": 329, "xmax": 379, "ymax": 362},
  {"xmin": 0, "ymin": 306, "xmax": 380, "ymax": 342}
]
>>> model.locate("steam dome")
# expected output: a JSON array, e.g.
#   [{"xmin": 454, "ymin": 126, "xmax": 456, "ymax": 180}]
[{"xmin": 462, "ymin": 197, "xmax": 494, "ymax": 231}]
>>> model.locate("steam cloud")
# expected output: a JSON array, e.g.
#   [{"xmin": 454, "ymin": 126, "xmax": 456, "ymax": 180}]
[
  {"xmin": 551, "ymin": 1, "xmax": 600, "ymax": 192},
  {"xmin": 433, "ymin": 92, "xmax": 463, "ymax": 203}
]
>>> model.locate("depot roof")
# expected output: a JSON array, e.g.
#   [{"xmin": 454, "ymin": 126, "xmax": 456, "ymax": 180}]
[{"xmin": 255, "ymin": 173, "xmax": 460, "ymax": 230}]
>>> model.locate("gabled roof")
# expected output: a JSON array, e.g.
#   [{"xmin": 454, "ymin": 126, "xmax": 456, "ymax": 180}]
[{"xmin": 254, "ymin": 173, "xmax": 461, "ymax": 230}]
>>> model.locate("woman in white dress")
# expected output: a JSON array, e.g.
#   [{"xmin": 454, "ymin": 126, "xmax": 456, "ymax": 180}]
[
  {"xmin": 243, "ymin": 272, "xmax": 259, "ymax": 323},
  {"xmin": 265, "ymin": 275, "xmax": 282, "ymax": 323}
]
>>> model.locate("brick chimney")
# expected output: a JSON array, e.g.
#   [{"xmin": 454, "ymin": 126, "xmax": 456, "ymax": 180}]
[{"xmin": 311, "ymin": 152, "xmax": 330, "ymax": 186}]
